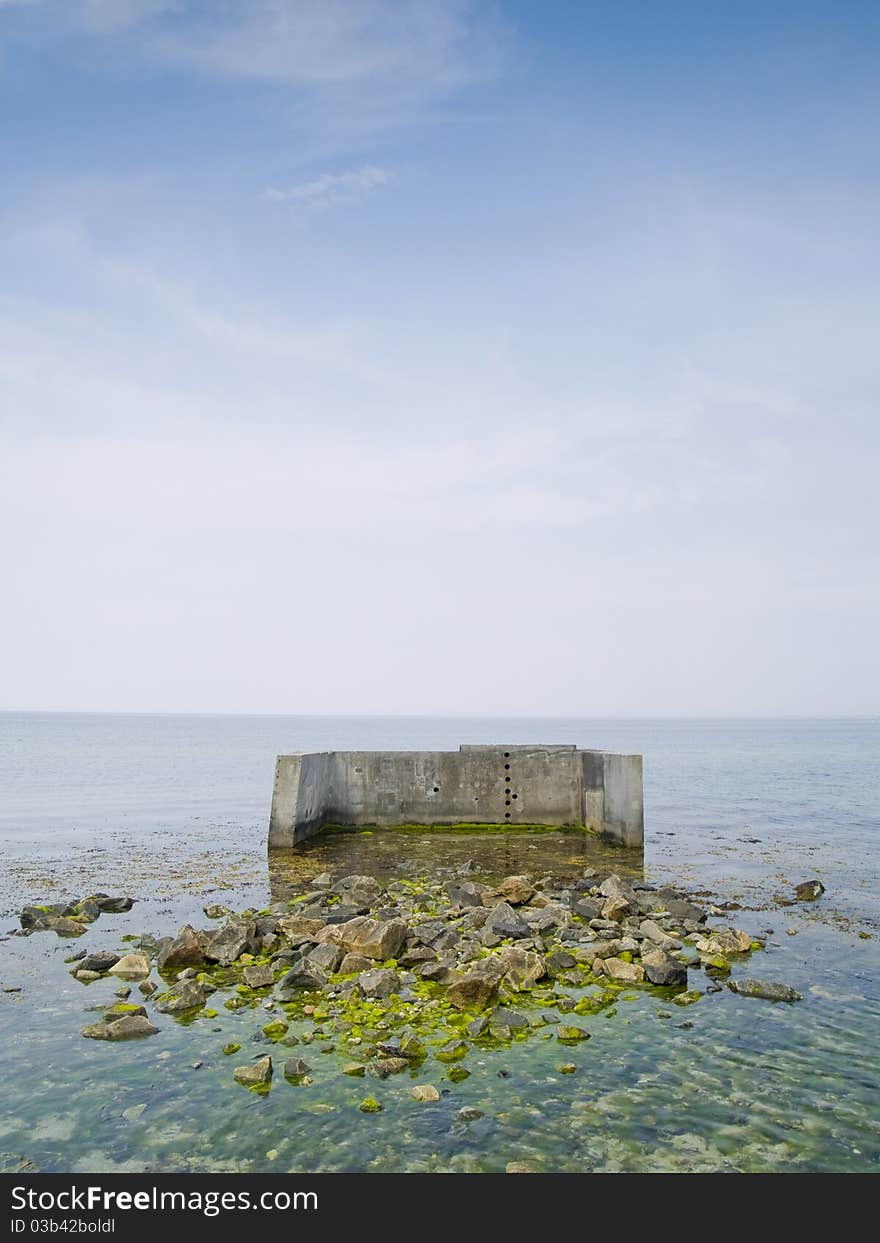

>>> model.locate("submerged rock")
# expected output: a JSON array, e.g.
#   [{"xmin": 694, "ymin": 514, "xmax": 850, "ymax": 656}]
[
  {"xmin": 727, "ymin": 978, "xmax": 803, "ymax": 1002},
  {"xmin": 410, "ymin": 1084, "xmax": 440, "ymax": 1102}
]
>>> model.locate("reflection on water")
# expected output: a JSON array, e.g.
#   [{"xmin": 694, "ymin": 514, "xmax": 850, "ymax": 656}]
[{"xmin": 268, "ymin": 825, "xmax": 644, "ymax": 903}]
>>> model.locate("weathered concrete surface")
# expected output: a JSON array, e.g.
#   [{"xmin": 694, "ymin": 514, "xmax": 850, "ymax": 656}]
[{"xmin": 269, "ymin": 744, "xmax": 643, "ymax": 849}]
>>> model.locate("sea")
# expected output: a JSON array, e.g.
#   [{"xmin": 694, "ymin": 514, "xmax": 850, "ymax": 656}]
[{"xmin": 0, "ymin": 713, "xmax": 877, "ymax": 1173}]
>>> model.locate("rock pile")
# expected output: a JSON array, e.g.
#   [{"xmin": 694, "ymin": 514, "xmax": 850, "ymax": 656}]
[{"xmin": 20, "ymin": 868, "xmax": 803, "ymax": 1088}]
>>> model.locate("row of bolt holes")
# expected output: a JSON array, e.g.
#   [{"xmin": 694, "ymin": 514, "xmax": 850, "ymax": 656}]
[
  {"xmin": 428, "ymin": 752, "xmax": 517, "ymax": 818},
  {"xmin": 502, "ymin": 750, "xmax": 517, "ymax": 818}
]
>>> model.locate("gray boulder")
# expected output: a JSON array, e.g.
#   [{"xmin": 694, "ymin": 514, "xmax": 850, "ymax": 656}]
[
  {"xmin": 483, "ymin": 901, "xmax": 529, "ymax": 940},
  {"xmin": 154, "ymin": 980, "xmax": 207, "ymax": 1014},
  {"xmin": 357, "ymin": 968, "xmax": 401, "ymax": 999},
  {"xmin": 727, "ymin": 978, "xmax": 802, "ymax": 1002},
  {"xmin": 156, "ymin": 925, "xmax": 203, "ymax": 970}
]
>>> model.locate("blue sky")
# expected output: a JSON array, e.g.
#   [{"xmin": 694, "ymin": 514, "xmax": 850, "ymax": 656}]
[{"xmin": 1, "ymin": 1, "xmax": 878, "ymax": 715}]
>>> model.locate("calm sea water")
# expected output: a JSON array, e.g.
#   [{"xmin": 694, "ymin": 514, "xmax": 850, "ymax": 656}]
[{"xmin": 0, "ymin": 714, "xmax": 878, "ymax": 1172}]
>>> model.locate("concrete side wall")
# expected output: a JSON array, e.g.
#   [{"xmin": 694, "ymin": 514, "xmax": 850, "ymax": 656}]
[
  {"xmin": 268, "ymin": 752, "xmax": 334, "ymax": 848},
  {"xmin": 269, "ymin": 744, "xmax": 643, "ymax": 848},
  {"xmin": 602, "ymin": 752, "xmax": 644, "ymax": 848}
]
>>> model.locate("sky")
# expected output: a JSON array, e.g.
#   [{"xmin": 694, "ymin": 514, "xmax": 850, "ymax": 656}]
[{"xmin": 1, "ymin": 0, "xmax": 878, "ymax": 717}]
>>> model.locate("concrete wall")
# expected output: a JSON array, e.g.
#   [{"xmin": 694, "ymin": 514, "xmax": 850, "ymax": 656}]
[{"xmin": 268, "ymin": 743, "xmax": 643, "ymax": 849}]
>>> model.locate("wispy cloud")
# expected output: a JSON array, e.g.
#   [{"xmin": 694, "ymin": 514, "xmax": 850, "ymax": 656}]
[
  {"xmin": 264, "ymin": 165, "xmax": 390, "ymax": 207},
  {"xmin": 4, "ymin": 1, "xmax": 503, "ymax": 90}
]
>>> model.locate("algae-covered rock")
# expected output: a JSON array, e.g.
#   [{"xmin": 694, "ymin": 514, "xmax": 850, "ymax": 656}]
[
  {"xmin": 234, "ymin": 1056, "xmax": 273, "ymax": 1088},
  {"xmin": 795, "ymin": 880, "xmax": 825, "ymax": 902},
  {"xmin": 102, "ymin": 1003, "xmax": 148, "ymax": 1020},
  {"xmin": 242, "ymin": 963, "xmax": 275, "ymax": 989},
  {"xmin": 435, "ymin": 1040, "xmax": 469, "ymax": 1063},
  {"xmin": 557, "ymin": 1025, "xmax": 590, "ymax": 1043},
  {"xmin": 20, "ymin": 904, "xmax": 73, "ymax": 931},
  {"xmin": 359, "ymin": 1096, "xmax": 382, "ymax": 1113},
  {"xmin": 154, "ymin": 979, "xmax": 206, "ymax": 1014}
]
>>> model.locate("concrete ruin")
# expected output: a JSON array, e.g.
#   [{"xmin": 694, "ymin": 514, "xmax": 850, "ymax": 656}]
[{"xmin": 268, "ymin": 744, "xmax": 643, "ymax": 849}]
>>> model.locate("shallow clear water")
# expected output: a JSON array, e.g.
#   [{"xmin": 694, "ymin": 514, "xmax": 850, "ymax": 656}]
[{"xmin": 0, "ymin": 713, "xmax": 878, "ymax": 1172}]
